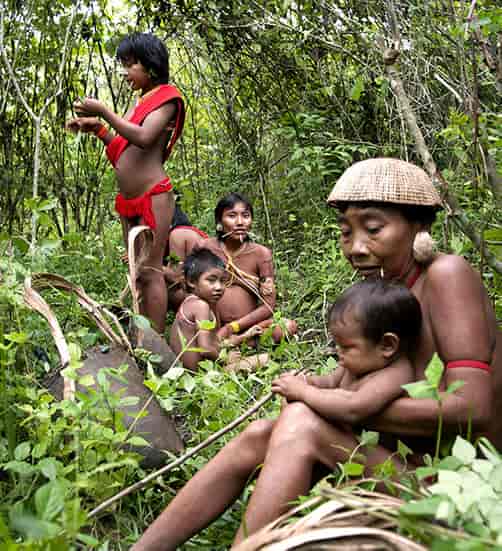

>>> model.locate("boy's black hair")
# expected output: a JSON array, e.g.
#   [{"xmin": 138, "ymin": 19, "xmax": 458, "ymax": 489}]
[
  {"xmin": 214, "ymin": 192, "xmax": 253, "ymax": 240},
  {"xmin": 172, "ymin": 203, "xmax": 191, "ymax": 228},
  {"xmin": 117, "ymin": 33, "xmax": 169, "ymax": 85},
  {"xmin": 328, "ymin": 279, "xmax": 422, "ymax": 356},
  {"xmin": 336, "ymin": 201, "xmax": 437, "ymax": 226},
  {"xmin": 184, "ymin": 248, "xmax": 225, "ymax": 286}
]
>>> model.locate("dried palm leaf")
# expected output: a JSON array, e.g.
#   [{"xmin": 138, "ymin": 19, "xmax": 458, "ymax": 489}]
[
  {"xmin": 234, "ymin": 489, "xmax": 427, "ymax": 551},
  {"xmin": 127, "ymin": 225, "xmax": 154, "ymax": 346},
  {"xmin": 23, "ymin": 278, "xmax": 74, "ymax": 401}
]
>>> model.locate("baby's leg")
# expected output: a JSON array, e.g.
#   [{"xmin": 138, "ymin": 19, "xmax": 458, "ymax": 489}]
[{"xmin": 138, "ymin": 192, "xmax": 174, "ymax": 334}]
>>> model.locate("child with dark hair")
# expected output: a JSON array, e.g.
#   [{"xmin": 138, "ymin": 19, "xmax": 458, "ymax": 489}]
[
  {"xmin": 198, "ymin": 192, "xmax": 298, "ymax": 344},
  {"xmin": 66, "ymin": 32, "xmax": 185, "ymax": 335},
  {"xmin": 272, "ymin": 279, "xmax": 421, "ymax": 424},
  {"xmin": 170, "ymin": 249, "xmax": 267, "ymax": 372}
]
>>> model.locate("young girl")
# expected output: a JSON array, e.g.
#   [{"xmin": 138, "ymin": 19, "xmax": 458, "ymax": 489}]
[
  {"xmin": 67, "ymin": 33, "xmax": 184, "ymax": 334},
  {"xmin": 199, "ymin": 192, "xmax": 297, "ymax": 344},
  {"xmin": 272, "ymin": 278, "xmax": 421, "ymax": 424},
  {"xmin": 169, "ymin": 249, "xmax": 266, "ymax": 372}
]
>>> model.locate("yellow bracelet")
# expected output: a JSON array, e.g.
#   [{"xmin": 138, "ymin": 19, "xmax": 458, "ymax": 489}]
[{"xmin": 230, "ymin": 321, "xmax": 240, "ymax": 334}]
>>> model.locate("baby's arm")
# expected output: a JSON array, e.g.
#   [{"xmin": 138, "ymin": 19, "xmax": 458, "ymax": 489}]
[
  {"xmin": 306, "ymin": 367, "xmax": 345, "ymax": 389},
  {"xmin": 272, "ymin": 361, "xmax": 414, "ymax": 424}
]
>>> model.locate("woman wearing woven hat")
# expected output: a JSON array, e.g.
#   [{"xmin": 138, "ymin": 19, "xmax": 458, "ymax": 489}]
[{"xmin": 132, "ymin": 158, "xmax": 501, "ymax": 551}]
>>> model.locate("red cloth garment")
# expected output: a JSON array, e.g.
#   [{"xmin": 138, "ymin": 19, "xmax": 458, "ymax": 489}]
[
  {"xmin": 106, "ymin": 85, "xmax": 185, "ymax": 168},
  {"xmin": 446, "ymin": 360, "xmax": 492, "ymax": 373},
  {"xmin": 115, "ymin": 178, "xmax": 172, "ymax": 229},
  {"xmin": 171, "ymin": 225, "xmax": 208, "ymax": 239}
]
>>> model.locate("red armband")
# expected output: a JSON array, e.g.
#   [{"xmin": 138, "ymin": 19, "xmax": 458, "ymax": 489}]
[
  {"xmin": 446, "ymin": 360, "xmax": 492, "ymax": 373},
  {"xmin": 95, "ymin": 125, "xmax": 108, "ymax": 139}
]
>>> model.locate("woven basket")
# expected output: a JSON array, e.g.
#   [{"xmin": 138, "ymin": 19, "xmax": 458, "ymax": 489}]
[{"xmin": 327, "ymin": 158, "xmax": 442, "ymax": 208}]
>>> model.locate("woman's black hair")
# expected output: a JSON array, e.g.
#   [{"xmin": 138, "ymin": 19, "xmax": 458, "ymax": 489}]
[
  {"xmin": 336, "ymin": 201, "xmax": 438, "ymax": 226},
  {"xmin": 328, "ymin": 279, "xmax": 422, "ymax": 356},
  {"xmin": 184, "ymin": 249, "xmax": 225, "ymax": 286},
  {"xmin": 214, "ymin": 192, "xmax": 254, "ymax": 240},
  {"xmin": 117, "ymin": 33, "xmax": 169, "ymax": 85},
  {"xmin": 171, "ymin": 203, "xmax": 191, "ymax": 229}
]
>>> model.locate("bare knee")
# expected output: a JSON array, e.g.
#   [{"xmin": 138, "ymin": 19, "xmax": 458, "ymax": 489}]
[
  {"xmin": 229, "ymin": 419, "xmax": 274, "ymax": 469},
  {"xmin": 270, "ymin": 402, "xmax": 324, "ymax": 452}
]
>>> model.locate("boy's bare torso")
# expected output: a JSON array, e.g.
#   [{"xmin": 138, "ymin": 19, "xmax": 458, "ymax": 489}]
[{"xmin": 115, "ymin": 104, "xmax": 174, "ymax": 198}]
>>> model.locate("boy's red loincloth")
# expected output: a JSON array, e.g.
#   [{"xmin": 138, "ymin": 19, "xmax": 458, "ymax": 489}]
[
  {"xmin": 106, "ymin": 84, "xmax": 185, "ymax": 168},
  {"xmin": 115, "ymin": 179, "xmax": 172, "ymax": 229}
]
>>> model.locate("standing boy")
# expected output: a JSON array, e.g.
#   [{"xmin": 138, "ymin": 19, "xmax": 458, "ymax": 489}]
[{"xmin": 67, "ymin": 33, "xmax": 184, "ymax": 334}]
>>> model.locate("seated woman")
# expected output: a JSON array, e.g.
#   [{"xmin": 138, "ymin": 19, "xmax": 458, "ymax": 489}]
[
  {"xmin": 132, "ymin": 159, "xmax": 501, "ymax": 551},
  {"xmin": 163, "ymin": 203, "xmax": 208, "ymax": 311},
  {"xmin": 198, "ymin": 192, "xmax": 297, "ymax": 344}
]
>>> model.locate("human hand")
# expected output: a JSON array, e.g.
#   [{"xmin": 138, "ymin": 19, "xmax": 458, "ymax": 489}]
[
  {"xmin": 66, "ymin": 116, "xmax": 102, "ymax": 134},
  {"xmin": 217, "ymin": 324, "xmax": 234, "ymax": 339},
  {"xmin": 271, "ymin": 374, "xmax": 308, "ymax": 402},
  {"xmin": 73, "ymin": 97, "xmax": 105, "ymax": 117}
]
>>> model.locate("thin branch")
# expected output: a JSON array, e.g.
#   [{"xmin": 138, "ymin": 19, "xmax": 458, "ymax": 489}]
[{"xmin": 383, "ymin": 4, "xmax": 502, "ymax": 275}]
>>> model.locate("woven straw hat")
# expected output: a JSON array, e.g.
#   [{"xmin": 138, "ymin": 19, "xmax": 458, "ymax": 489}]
[{"xmin": 327, "ymin": 158, "xmax": 442, "ymax": 208}]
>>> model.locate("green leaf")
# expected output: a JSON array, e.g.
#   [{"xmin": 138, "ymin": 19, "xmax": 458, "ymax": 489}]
[
  {"xmin": 400, "ymin": 495, "xmax": 442, "ymax": 516},
  {"xmin": 452, "ymin": 436, "xmax": 476, "ymax": 465},
  {"xmin": 118, "ymin": 396, "xmax": 140, "ymax": 407},
  {"xmin": 349, "ymin": 76, "xmax": 365, "ymax": 101},
  {"xmin": 38, "ymin": 458, "xmax": 60, "ymax": 481},
  {"xmin": 127, "ymin": 436, "xmax": 150, "ymax": 447},
  {"xmin": 14, "ymin": 442, "xmax": 31, "ymax": 461},
  {"xmin": 490, "ymin": 463, "xmax": 502, "ymax": 492},
  {"xmin": 359, "ymin": 430, "xmax": 379, "ymax": 447},
  {"xmin": 9, "ymin": 512, "xmax": 59, "ymax": 539},
  {"xmin": 165, "ymin": 366, "xmax": 184, "ymax": 380},
  {"xmin": 445, "ymin": 379, "xmax": 465, "ymax": 395},
  {"xmin": 415, "ymin": 466, "xmax": 437, "ymax": 480},
  {"xmin": 182, "ymin": 373, "xmax": 196, "ymax": 394},
  {"xmin": 397, "ymin": 439, "xmax": 413, "ymax": 459},
  {"xmin": 425, "ymin": 354, "xmax": 444, "ymax": 387},
  {"xmin": 4, "ymin": 460, "xmax": 36, "ymax": 476},
  {"xmin": 402, "ymin": 381, "xmax": 436, "ymax": 399},
  {"xmin": 78, "ymin": 374, "xmax": 95, "ymax": 387},
  {"xmin": 342, "ymin": 462, "xmax": 364, "ymax": 476},
  {"xmin": 133, "ymin": 314, "xmax": 152, "ymax": 331},
  {"xmin": 5, "ymin": 332, "xmax": 29, "ymax": 345},
  {"xmin": 35, "ymin": 481, "xmax": 65, "ymax": 520}
]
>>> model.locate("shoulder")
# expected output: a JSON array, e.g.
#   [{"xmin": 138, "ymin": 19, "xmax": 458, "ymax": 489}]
[
  {"xmin": 427, "ymin": 253, "xmax": 480, "ymax": 280},
  {"xmin": 424, "ymin": 254, "xmax": 485, "ymax": 297},
  {"xmin": 249, "ymin": 242, "xmax": 273, "ymax": 261},
  {"xmin": 185, "ymin": 296, "xmax": 212, "ymax": 318}
]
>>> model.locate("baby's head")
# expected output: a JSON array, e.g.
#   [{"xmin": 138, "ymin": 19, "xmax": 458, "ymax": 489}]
[
  {"xmin": 184, "ymin": 249, "xmax": 226, "ymax": 305},
  {"xmin": 328, "ymin": 279, "xmax": 422, "ymax": 376}
]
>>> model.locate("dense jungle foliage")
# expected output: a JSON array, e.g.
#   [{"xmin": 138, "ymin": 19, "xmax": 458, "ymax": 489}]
[{"xmin": 0, "ymin": 0, "xmax": 501, "ymax": 549}]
